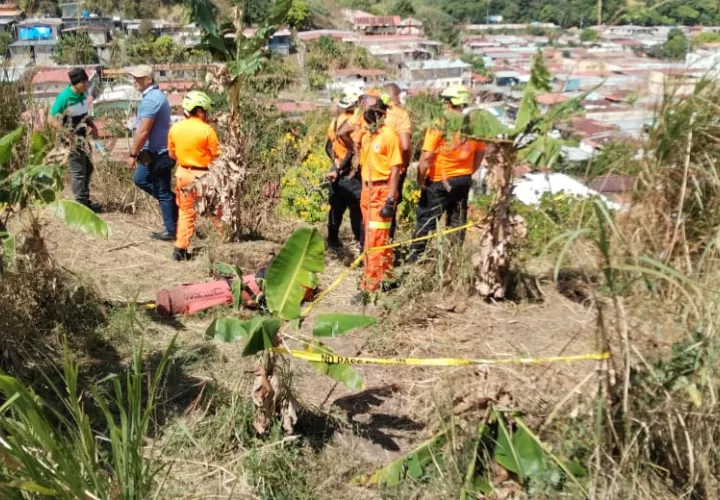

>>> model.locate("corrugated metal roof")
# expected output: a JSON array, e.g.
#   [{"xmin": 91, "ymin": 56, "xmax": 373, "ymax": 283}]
[{"xmin": 404, "ymin": 59, "xmax": 470, "ymax": 70}]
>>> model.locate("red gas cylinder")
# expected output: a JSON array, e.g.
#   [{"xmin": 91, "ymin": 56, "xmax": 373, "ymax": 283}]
[{"xmin": 156, "ymin": 280, "xmax": 234, "ymax": 317}]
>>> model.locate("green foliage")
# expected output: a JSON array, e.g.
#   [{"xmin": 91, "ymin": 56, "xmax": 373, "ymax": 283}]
[
  {"xmin": 580, "ymin": 28, "xmax": 599, "ymax": 43},
  {"xmin": 0, "ymin": 340, "xmax": 174, "ymax": 499},
  {"xmin": 691, "ymin": 31, "xmax": 720, "ymax": 48},
  {"xmin": 307, "ymin": 341, "xmax": 364, "ymax": 390},
  {"xmin": 474, "ymin": 192, "xmax": 602, "ymax": 259},
  {"xmin": 265, "ymin": 227, "xmax": 325, "ymax": 320},
  {"xmin": 390, "ymin": 0, "xmax": 415, "ymax": 17},
  {"xmin": 52, "ymin": 31, "xmax": 99, "ymax": 65},
  {"xmin": 587, "ymin": 140, "xmax": 642, "ymax": 178},
  {"xmin": 306, "ymin": 36, "xmax": 376, "ymax": 71},
  {"xmin": 312, "ymin": 313, "xmax": 377, "ymax": 337},
  {"xmin": 207, "ymin": 227, "xmax": 375, "ymax": 391},
  {"xmin": 359, "ymin": 406, "xmax": 586, "ymax": 494},
  {"xmin": 0, "ymin": 31, "xmax": 12, "ymax": 59},
  {"xmin": 46, "ymin": 200, "xmax": 112, "ymax": 239},
  {"xmin": 649, "ymin": 27, "xmax": 689, "ymax": 60},
  {"xmin": 287, "ymin": 0, "xmax": 313, "ymax": 29},
  {"xmin": 279, "ymin": 146, "xmax": 331, "ymax": 223},
  {"xmin": 417, "ymin": 5, "xmax": 460, "ymax": 46},
  {"xmin": 460, "ymin": 52, "xmax": 487, "ymax": 75},
  {"xmin": 529, "ymin": 49, "xmax": 552, "ymax": 93}
]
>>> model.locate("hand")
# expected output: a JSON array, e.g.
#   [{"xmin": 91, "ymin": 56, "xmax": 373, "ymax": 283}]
[
  {"xmin": 379, "ymin": 197, "xmax": 395, "ymax": 218},
  {"xmin": 126, "ymin": 155, "xmax": 136, "ymax": 170},
  {"xmin": 326, "ymin": 171, "xmax": 338, "ymax": 183}
]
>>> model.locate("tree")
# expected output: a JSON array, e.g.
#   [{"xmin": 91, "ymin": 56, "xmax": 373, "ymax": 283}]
[
  {"xmin": 390, "ymin": 0, "xmax": 415, "ymax": 17},
  {"xmin": 52, "ymin": 31, "xmax": 99, "ymax": 65},
  {"xmin": 461, "ymin": 52, "xmax": 487, "ymax": 75},
  {"xmin": 287, "ymin": 0, "xmax": 312, "ymax": 30},
  {"xmin": 138, "ymin": 18, "xmax": 153, "ymax": 38},
  {"xmin": 243, "ymin": 0, "xmax": 273, "ymax": 25},
  {"xmin": 661, "ymin": 28, "xmax": 689, "ymax": 60},
  {"xmin": 529, "ymin": 49, "xmax": 552, "ymax": 92},
  {"xmin": 0, "ymin": 32, "xmax": 11, "ymax": 60},
  {"xmin": 580, "ymin": 28, "xmax": 599, "ymax": 42}
]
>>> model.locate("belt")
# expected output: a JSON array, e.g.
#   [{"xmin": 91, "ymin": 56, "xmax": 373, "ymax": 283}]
[
  {"xmin": 362, "ymin": 179, "xmax": 388, "ymax": 186},
  {"xmin": 179, "ymin": 165, "xmax": 209, "ymax": 172}
]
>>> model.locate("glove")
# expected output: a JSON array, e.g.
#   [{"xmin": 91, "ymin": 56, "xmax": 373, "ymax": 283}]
[{"xmin": 379, "ymin": 197, "xmax": 395, "ymax": 218}]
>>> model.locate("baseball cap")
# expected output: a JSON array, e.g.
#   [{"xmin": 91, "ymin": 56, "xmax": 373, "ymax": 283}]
[
  {"xmin": 126, "ymin": 65, "xmax": 154, "ymax": 79},
  {"xmin": 68, "ymin": 67, "xmax": 89, "ymax": 84}
]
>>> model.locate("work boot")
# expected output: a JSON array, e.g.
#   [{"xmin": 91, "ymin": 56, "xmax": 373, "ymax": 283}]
[
  {"xmin": 88, "ymin": 201, "xmax": 103, "ymax": 213},
  {"xmin": 151, "ymin": 231, "xmax": 175, "ymax": 242},
  {"xmin": 326, "ymin": 236, "xmax": 342, "ymax": 250},
  {"xmin": 172, "ymin": 247, "xmax": 191, "ymax": 261}
]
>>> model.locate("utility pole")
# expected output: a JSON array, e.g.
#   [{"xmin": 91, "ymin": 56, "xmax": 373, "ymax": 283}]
[
  {"xmin": 597, "ymin": 0, "xmax": 602, "ymax": 26},
  {"xmin": 580, "ymin": 13, "xmax": 584, "ymax": 29}
]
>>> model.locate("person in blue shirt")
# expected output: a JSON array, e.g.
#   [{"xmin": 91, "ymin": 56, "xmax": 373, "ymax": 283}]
[{"xmin": 126, "ymin": 65, "xmax": 177, "ymax": 241}]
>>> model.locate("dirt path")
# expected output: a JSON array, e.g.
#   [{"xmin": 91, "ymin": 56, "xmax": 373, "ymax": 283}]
[{"xmin": 43, "ymin": 208, "xmax": 598, "ymax": 480}]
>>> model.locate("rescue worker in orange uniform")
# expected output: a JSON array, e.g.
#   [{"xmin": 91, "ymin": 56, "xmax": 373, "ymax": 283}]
[
  {"xmin": 356, "ymin": 93, "xmax": 403, "ymax": 298},
  {"xmin": 382, "ymin": 83, "xmax": 412, "ymax": 237},
  {"xmin": 409, "ymin": 85, "xmax": 486, "ymax": 260},
  {"xmin": 168, "ymin": 91, "xmax": 220, "ymax": 261},
  {"xmin": 325, "ymin": 92, "xmax": 362, "ymax": 251}
]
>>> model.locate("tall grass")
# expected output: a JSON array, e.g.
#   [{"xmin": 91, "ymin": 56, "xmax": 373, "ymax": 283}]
[
  {"xmin": 0, "ymin": 336, "xmax": 176, "ymax": 499},
  {"xmin": 550, "ymin": 80, "xmax": 720, "ymax": 498}
]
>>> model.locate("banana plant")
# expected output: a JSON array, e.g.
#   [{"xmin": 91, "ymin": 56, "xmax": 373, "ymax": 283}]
[
  {"xmin": 354, "ymin": 405, "xmax": 587, "ymax": 497},
  {"xmin": 207, "ymin": 227, "xmax": 376, "ymax": 431},
  {"xmin": 0, "ymin": 126, "xmax": 110, "ymax": 271}
]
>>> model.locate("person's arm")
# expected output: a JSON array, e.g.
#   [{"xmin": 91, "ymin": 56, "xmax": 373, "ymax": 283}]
[
  {"xmin": 130, "ymin": 117, "xmax": 154, "ymax": 157},
  {"xmin": 417, "ymin": 129, "xmax": 441, "ymax": 188},
  {"xmin": 325, "ymin": 138, "xmax": 335, "ymax": 163},
  {"xmin": 383, "ymin": 132, "xmax": 404, "ymax": 217},
  {"xmin": 417, "ymin": 151, "xmax": 434, "ymax": 188},
  {"xmin": 84, "ymin": 115, "xmax": 99, "ymax": 139},
  {"xmin": 168, "ymin": 126, "xmax": 176, "ymax": 161},
  {"xmin": 48, "ymin": 95, "xmax": 68, "ymax": 136},
  {"xmin": 336, "ymin": 120, "xmax": 355, "ymax": 151}
]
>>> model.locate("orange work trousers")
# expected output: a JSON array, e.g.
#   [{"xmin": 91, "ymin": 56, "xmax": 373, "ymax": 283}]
[
  {"xmin": 175, "ymin": 167, "xmax": 203, "ymax": 250},
  {"xmin": 360, "ymin": 181, "xmax": 394, "ymax": 292}
]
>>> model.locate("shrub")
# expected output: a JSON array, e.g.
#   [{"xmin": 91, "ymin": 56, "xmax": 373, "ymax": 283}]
[{"xmin": 278, "ymin": 145, "xmax": 330, "ymax": 223}]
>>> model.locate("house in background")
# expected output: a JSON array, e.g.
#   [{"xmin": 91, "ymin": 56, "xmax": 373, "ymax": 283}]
[
  {"xmin": 10, "ymin": 18, "xmax": 63, "ymax": 66},
  {"xmin": 0, "ymin": 3, "xmax": 22, "ymax": 33},
  {"xmin": 30, "ymin": 65, "xmax": 101, "ymax": 103},
  {"xmin": 326, "ymin": 68, "xmax": 385, "ymax": 94},
  {"xmin": 61, "ymin": 25, "xmax": 112, "ymax": 63},
  {"xmin": 402, "ymin": 59, "xmax": 472, "ymax": 89}
]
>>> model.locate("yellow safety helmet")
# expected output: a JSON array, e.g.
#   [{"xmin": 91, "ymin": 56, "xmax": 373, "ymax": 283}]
[
  {"xmin": 182, "ymin": 90, "xmax": 213, "ymax": 114},
  {"xmin": 440, "ymin": 85, "xmax": 471, "ymax": 107}
]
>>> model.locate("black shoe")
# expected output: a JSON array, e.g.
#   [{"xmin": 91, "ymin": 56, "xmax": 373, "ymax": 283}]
[
  {"xmin": 151, "ymin": 231, "xmax": 175, "ymax": 242},
  {"xmin": 80, "ymin": 201, "xmax": 102, "ymax": 213},
  {"xmin": 326, "ymin": 237, "xmax": 342, "ymax": 249},
  {"xmin": 172, "ymin": 247, "xmax": 191, "ymax": 261}
]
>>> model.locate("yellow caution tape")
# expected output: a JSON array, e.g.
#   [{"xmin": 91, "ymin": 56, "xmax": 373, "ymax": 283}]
[
  {"xmin": 272, "ymin": 347, "xmax": 610, "ymax": 366},
  {"xmin": 301, "ymin": 220, "xmax": 480, "ymax": 316}
]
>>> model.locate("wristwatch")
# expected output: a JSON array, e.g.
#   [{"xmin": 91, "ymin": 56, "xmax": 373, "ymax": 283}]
[{"xmin": 129, "ymin": 153, "xmax": 137, "ymax": 158}]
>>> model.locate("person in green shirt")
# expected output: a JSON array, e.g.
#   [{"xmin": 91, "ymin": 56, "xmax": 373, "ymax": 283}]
[{"xmin": 48, "ymin": 67, "xmax": 100, "ymax": 212}]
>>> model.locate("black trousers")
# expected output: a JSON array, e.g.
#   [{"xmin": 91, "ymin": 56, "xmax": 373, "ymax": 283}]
[
  {"xmin": 68, "ymin": 149, "xmax": 94, "ymax": 206},
  {"xmin": 410, "ymin": 175, "xmax": 472, "ymax": 256},
  {"xmin": 327, "ymin": 176, "xmax": 363, "ymax": 245}
]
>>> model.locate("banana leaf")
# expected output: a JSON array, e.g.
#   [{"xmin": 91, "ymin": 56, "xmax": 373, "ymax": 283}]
[
  {"xmin": 264, "ymin": 227, "xmax": 325, "ymax": 320},
  {"xmin": 46, "ymin": 200, "xmax": 111, "ymax": 238}
]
